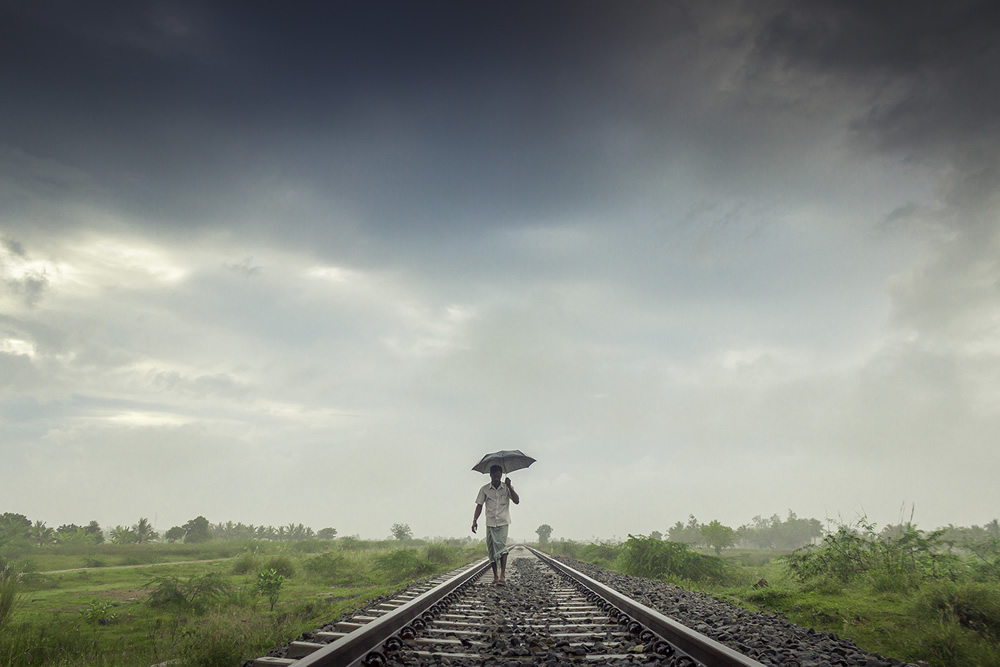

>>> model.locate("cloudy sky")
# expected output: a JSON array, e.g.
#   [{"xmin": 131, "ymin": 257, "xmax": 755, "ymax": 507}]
[{"xmin": 2, "ymin": 1, "xmax": 998, "ymax": 542}]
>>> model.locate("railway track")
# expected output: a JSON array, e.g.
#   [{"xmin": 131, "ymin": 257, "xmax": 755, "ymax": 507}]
[{"xmin": 249, "ymin": 545, "xmax": 766, "ymax": 666}]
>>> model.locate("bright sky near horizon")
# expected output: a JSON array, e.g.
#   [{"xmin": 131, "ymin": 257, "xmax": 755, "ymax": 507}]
[{"xmin": 2, "ymin": 1, "xmax": 999, "ymax": 541}]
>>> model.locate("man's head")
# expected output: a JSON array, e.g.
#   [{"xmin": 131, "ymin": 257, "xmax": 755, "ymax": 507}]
[{"xmin": 490, "ymin": 464, "xmax": 503, "ymax": 485}]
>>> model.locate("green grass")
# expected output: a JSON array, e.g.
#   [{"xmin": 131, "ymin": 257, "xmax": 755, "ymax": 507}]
[
  {"xmin": 0, "ymin": 540, "xmax": 482, "ymax": 666},
  {"xmin": 5, "ymin": 541, "xmax": 255, "ymax": 574},
  {"xmin": 546, "ymin": 540, "xmax": 1000, "ymax": 667}
]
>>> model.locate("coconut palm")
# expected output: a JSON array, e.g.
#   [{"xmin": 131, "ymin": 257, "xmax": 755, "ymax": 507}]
[{"xmin": 132, "ymin": 517, "xmax": 159, "ymax": 543}]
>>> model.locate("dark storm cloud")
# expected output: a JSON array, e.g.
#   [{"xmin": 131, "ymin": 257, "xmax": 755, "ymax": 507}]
[
  {"xmin": 1, "ymin": 2, "xmax": 701, "ymax": 239},
  {"xmin": 6, "ymin": 1, "xmax": 997, "ymax": 235},
  {"xmin": 753, "ymin": 1, "xmax": 1000, "ymax": 166},
  {"xmin": 747, "ymin": 1, "xmax": 1000, "ymax": 344}
]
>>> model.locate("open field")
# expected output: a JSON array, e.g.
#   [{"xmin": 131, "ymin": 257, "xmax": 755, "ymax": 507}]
[
  {"xmin": 4, "ymin": 527, "xmax": 1000, "ymax": 667},
  {"xmin": 549, "ymin": 535, "xmax": 1000, "ymax": 667},
  {"xmin": 0, "ymin": 539, "xmax": 483, "ymax": 666}
]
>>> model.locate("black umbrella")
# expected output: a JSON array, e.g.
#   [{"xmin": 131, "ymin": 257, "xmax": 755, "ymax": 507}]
[{"xmin": 472, "ymin": 449, "xmax": 536, "ymax": 475}]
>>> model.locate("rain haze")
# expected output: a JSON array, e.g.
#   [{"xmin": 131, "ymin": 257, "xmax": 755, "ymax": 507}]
[{"xmin": 2, "ymin": 1, "xmax": 998, "ymax": 541}]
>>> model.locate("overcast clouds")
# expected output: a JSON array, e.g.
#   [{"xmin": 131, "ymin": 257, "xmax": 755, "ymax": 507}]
[{"xmin": 2, "ymin": 1, "xmax": 998, "ymax": 541}]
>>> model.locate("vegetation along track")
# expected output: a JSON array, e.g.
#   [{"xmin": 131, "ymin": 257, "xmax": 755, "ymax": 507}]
[{"xmin": 248, "ymin": 546, "xmax": 906, "ymax": 667}]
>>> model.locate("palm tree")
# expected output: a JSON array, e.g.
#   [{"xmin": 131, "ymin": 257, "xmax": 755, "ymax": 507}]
[
  {"xmin": 31, "ymin": 522, "xmax": 56, "ymax": 546},
  {"xmin": 132, "ymin": 517, "xmax": 158, "ymax": 543},
  {"xmin": 110, "ymin": 525, "xmax": 137, "ymax": 544}
]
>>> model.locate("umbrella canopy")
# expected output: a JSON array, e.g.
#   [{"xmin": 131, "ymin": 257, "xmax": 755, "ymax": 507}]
[{"xmin": 472, "ymin": 449, "xmax": 536, "ymax": 475}]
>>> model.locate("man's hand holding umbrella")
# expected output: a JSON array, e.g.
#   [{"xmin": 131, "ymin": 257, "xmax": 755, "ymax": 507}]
[{"xmin": 504, "ymin": 476, "xmax": 519, "ymax": 504}]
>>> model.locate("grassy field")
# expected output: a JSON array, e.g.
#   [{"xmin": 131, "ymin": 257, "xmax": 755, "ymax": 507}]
[
  {"xmin": 5, "ymin": 532, "xmax": 999, "ymax": 666},
  {"xmin": 549, "ymin": 536, "xmax": 1000, "ymax": 667},
  {"xmin": 0, "ymin": 539, "xmax": 484, "ymax": 666}
]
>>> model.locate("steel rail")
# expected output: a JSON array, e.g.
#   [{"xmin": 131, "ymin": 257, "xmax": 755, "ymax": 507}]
[
  {"xmin": 527, "ymin": 546, "xmax": 767, "ymax": 667},
  {"xmin": 291, "ymin": 557, "xmax": 492, "ymax": 666}
]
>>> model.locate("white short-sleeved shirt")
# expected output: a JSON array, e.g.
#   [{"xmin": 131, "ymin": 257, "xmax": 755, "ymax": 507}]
[{"xmin": 475, "ymin": 482, "xmax": 512, "ymax": 527}]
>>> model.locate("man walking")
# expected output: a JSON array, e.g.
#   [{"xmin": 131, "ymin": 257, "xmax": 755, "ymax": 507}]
[{"xmin": 472, "ymin": 464, "xmax": 520, "ymax": 585}]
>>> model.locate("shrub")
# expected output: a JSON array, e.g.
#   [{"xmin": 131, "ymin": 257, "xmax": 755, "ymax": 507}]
[
  {"xmin": 547, "ymin": 539, "xmax": 583, "ymax": 559},
  {"xmin": 915, "ymin": 581, "xmax": 1000, "ymax": 642},
  {"xmin": 303, "ymin": 551, "xmax": 370, "ymax": 586},
  {"xmin": 289, "ymin": 540, "xmax": 327, "ymax": 554},
  {"xmin": 176, "ymin": 610, "xmax": 298, "ymax": 667},
  {"xmin": 782, "ymin": 518, "xmax": 963, "ymax": 587},
  {"xmin": 617, "ymin": 534, "xmax": 728, "ymax": 582},
  {"xmin": 78, "ymin": 598, "xmax": 117, "ymax": 625},
  {"xmin": 740, "ymin": 585, "xmax": 795, "ymax": 609},
  {"xmin": 965, "ymin": 536, "xmax": 1000, "ymax": 582},
  {"xmin": 303, "ymin": 551, "xmax": 343, "ymax": 580},
  {"xmin": 231, "ymin": 551, "xmax": 260, "ymax": 575},
  {"xmin": 146, "ymin": 573, "xmax": 233, "ymax": 613},
  {"xmin": 264, "ymin": 554, "xmax": 296, "ymax": 579},
  {"xmin": 910, "ymin": 618, "xmax": 994, "ymax": 667},
  {"xmin": 582, "ymin": 540, "xmax": 622, "ymax": 563},
  {"xmin": 375, "ymin": 549, "xmax": 431, "ymax": 583},
  {"xmin": 424, "ymin": 543, "xmax": 455, "ymax": 565},
  {"xmin": 256, "ymin": 569, "xmax": 284, "ymax": 611},
  {"xmin": 0, "ymin": 559, "xmax": 25, "ymax": 630}
]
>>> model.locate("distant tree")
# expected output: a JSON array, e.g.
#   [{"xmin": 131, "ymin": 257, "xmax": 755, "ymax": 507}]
[
  {"xmin": 391, "ymin": 523, "xmax": 413, "ymax": 541},
  {"xmin": 211, "ymin": 521, "xmax": 257, "ymax": 541},
  {"xmin": 256, "ymin": 525, "xmax": 278, "ymax": 541},
  {"xmin": 164, "ymin": 526, "xmax": 185, "ymax": 543},
  {"xmin": 668, "ymin": 515, "xmax": 702, "ymax": 545},
  {"xmin": 55, "ymin": 524, "xmax": 103, "ymax": 545},
  {"xmin": 85, "ymin": 521, "xmax": 105, "ymax": 544},
  {"xmin": 737, "ymin": 511, "xmax": 822, "ymax": 549},
  {"xmin": 536, "ymin": 524, "xmax": 553, "ymax": 546},
  {"xmin": 182, "ymin": 516, "xmax": 211, "ymax": 543},
  {"xmin": 738, "ymin": 515, "xmax": 777, "ymax": 549},
  {"xmin": 212, "ymin": 521, "xmax": 235, "ymax": 540},
  {"xmin": 110, "ymin": 525, "xmax": 138, "ymax": 544},
  {"xmin": 650, "ymin": 531, "xmax": 663, "ymax": 541},
  {"xmin": 0, "ymin": 513, "xmax": 32, "ymax": 544},
  {"xmin": 701, "ymin": 520, "xmax": 737, "ymax": 555},
  {"xmin": 284, "ymin": 523, "xmax": 314, "ymax": 541},
  {"xmin": 776, "ymin": 511, "xmax": 823, "ymax": 549},
  {"xmin": 57, "ymin": 523, "xmax": 81, "ymax": 536},
  {"xmin": 133, "ymin": 517, "xmax": 159, "ymax": 543},
  {"xmin": 30, "ymin": 522, "xmax": 56, "ymax": 546},
  {"xmin": 317, "ymin": 527, "xmax": 338, "ymax": 540}
]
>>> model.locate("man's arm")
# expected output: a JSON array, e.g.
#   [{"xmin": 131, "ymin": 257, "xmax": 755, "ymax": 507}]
[
  {"xmin": 472, "ymin": 503, "xmax": 483, "ymax": 533},
  {"xmin": 505, "ymin": 477, "xmax": 520, "ymax": 504}
]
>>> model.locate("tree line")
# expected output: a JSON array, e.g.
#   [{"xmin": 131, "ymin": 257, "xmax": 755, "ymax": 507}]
[
  {"xmin": 664, "ymin": 511, "xmax": 825, "ymax": 553},
  {"xmin": 0, "ymin": 512, "xmax": 338, "ymax": 547},
  {"xmin": 533, "ymin": 513, "xmax": 1000, "ymax": 556},
  {"xmin": 532, "ymin": 512, "xmax": 826, "ymax": 554}
]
